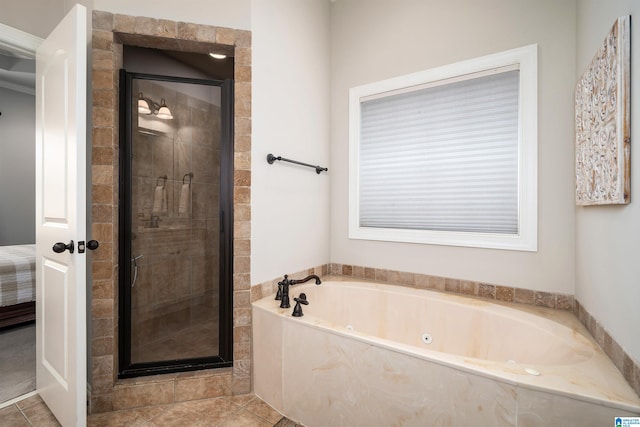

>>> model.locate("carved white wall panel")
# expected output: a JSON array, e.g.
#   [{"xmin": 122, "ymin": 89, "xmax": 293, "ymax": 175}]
[{"xmin": 575, "ymin": 16, "xmax": 630, "ymax": 206}]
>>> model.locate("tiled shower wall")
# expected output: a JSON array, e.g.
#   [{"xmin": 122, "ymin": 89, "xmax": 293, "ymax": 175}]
[{"xmin": 90, "ymin": 11, "xmax": 252, "ymax": 413}]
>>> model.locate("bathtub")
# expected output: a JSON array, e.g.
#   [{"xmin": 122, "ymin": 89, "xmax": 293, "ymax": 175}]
[{"xmin": 253, "ymin": 278, "xmax": 640, "ymax": 426}]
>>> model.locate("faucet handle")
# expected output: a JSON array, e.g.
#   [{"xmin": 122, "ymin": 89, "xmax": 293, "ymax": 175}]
[
  {"xmin": 275, "ymin": 274, "xmax": 289, "ymax": 301},
  {"xmin": 292, "ymin": 293, "xmax": 309, "ymax": 317}
]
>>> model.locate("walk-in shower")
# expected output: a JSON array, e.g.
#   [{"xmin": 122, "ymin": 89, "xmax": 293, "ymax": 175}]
[{"xmin": 118, "ymin": 69, "xmax": 233, "ymax": 378}]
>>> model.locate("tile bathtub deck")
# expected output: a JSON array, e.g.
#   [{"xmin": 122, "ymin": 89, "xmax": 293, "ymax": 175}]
[{"xmin": 0, "ymin": 393, "xmax": 304, "ymax": 427}]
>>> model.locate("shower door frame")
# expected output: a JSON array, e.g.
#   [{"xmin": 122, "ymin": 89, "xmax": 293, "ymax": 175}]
[{"xmin": 117, "ymin": 70, "xmax": 234, "ymax": 378}]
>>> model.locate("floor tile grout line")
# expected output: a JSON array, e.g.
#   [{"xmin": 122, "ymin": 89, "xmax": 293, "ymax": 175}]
[{"xmin": 15, "ymin": 403, "xmax": 35, "ymax": 427}]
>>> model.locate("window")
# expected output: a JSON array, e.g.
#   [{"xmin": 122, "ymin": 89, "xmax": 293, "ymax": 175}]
[{"xmin": 349, "ymin": 45, "xmax": 537, "ymax": 251}]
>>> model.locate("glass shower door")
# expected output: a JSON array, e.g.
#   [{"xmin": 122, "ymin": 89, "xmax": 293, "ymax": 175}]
[{"xmin": 119, "ymin": 71, "xmax": 233, "ymax": 377}]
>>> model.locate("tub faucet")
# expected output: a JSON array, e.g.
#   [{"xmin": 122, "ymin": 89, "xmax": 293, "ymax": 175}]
[{"xmin": 275, "ymin": 274, "xmax": 321, "ymax": 309}]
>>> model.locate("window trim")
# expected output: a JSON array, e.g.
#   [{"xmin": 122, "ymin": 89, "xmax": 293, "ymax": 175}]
[{"xmin": 348, "ymin": 44, "xmax": 538, "ymax": 252}]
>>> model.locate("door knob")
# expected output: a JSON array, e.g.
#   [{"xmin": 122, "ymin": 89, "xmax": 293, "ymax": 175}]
[
  {"xmin": 78, "ymin": 240, "xmax": 100, "ymax": 253},
  {"xmin": 53, "ymin": 240, "xmax": 74, "ymax": 254}
]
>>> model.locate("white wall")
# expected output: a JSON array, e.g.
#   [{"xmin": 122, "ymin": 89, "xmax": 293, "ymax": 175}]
[
  {"xmin": 330, "ymin": 0, "xmax": 577, "ymax": 293},
  {"xmin": 250, "ymin": 0, "xmax": 331, "ymax": 284},
  {"xmin": 575, "ymin": 0, "xmax": 640, "ymax": 364}
]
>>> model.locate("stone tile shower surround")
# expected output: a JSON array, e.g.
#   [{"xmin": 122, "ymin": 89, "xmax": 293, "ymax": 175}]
[
  {"xmin": 90, "ymin": 11, "xmax": 251, "ymax": 413},
  {"xmin": 253, "ymin": 263, "xmax": 640, "ymax": 399}
]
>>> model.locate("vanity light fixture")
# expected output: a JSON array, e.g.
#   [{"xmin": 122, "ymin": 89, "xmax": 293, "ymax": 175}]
[
  {"xmin": 137, "ymin": 92, "xmax": 151, "ymax": 114},
  {"xmin": 156, "ymin": 98, "xmax": 173, "ymax": 120},
  {"xmin": 137, "ymin": 92, "xmax": 173, "ymax": 120},
  {"xmin": 208, "ymin": 52, "xmax": 227, "ymax": 59}
]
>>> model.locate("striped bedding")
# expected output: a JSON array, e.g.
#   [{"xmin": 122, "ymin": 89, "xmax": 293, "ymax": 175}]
[{"xmin": 0, "ymin": 244, "xmax": 36, "ymax": 307}]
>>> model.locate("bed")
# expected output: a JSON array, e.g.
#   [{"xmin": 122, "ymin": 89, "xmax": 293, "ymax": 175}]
[{"xmin": 0, "ymin": 244, "xmax": 36, "ymax": 328}]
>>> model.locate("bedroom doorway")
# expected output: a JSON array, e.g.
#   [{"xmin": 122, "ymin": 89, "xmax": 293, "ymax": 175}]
[{"xmin": 0, "ymin": 24, "xmax": 39, "ymax": 405}]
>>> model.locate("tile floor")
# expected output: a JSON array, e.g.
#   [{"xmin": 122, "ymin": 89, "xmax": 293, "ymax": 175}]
[{"xmin": 0, "ymin": 393, "xmax": 304, "ymax": 426}]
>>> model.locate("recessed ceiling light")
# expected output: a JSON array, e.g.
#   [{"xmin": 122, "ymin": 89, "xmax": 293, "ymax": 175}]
[{"xmin": 209, "ymin": 53, "xmax": 227, "ymax": 59}]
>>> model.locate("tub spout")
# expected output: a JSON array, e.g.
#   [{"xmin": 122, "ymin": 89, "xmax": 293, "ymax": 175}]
[
  {"xmin": 275, "ymin": 274, "xmax": 321, "ymax": 309},
  {"xmin": 290, "ymin": 274, "xmax": 322, "ymax": 286}
]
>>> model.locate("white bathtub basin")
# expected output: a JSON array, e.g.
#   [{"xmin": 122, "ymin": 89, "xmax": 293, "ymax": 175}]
[{"xmin": 253, "ymin": 278, "xmax": 640, "ymax": 426}]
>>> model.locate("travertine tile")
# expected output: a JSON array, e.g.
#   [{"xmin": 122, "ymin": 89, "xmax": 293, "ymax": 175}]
[
  {"xmin": 0, "ymin": 405, "xmax": 30, "ymax": 426},
  {"xmin": 428, "ymin": 276, "xmax": 446, "ymax": 291},
  {"xmin": 414, "ymin": 273, "xmax": 430, "ymax": 289},
  {"xmin": 93, "ymin": 30, "xmax": 114, "ymax": 50},
  {"xmin": 92, "ymin": 10, "xmax": 114, "ymax": 31},
  {"xmin": 21, "ymin": 401, "xmax": 61, "ymax": 426},
  {"xmin": 495, "ymin": 286, "xmax": 514, "ymax": 302},
  {"xmin": 388, "ymin": 270, "xmax": 414, "ymax": 286},
  {"xmin": 91, "ymin": 393, "xmax": 114, "ymax": 414},
  {"xmin": 195, "ymin": 25, "xmax": 216, "ymax": 43},
  {"xmin": 234, "ymin": 30, "xmax": 251, "ymax": 48},
  {"xmin": 219, "ymin": 409, "xmax": 271, "ymax": 427},
  {"xmin": 92, "ymin": 127, "xmax": 114, "ymax": 147},
  {"xmin": 175, "ymin": 374, "xmax": 231, "ymax": 402},
  {"xmin": 234, "ymin": 325, "xmax": 251, "ymax": 344},
  {"xmin": 352, "ymin": 265, "xmax": 365, "ymax": 278},
  {"xmin": 92, "ymin": 355, "xmax": 114, "ymax": 377},
  {"xmin": 227, "ymin": 394, "xmax": 256, "ymax": 408},
  {"xmin": 234, "ymin": 342, "xmax": 251, "ymax": 361},
  {"xmin": 235, "ymin": 47, "xmax": 252, "ymax": 67},
  {"xmin": 375, "ymin": 268, "xmax": 388, "ymax": 282},
  {"xmin": 244, "ymin": 398, "xmax": 282, "ymax": 424},
  {"xmin": 556, "ymin": 293, "xmax": 573, "ymax": 311},
  {"xmin": 216, "ymin": 27, "xmax": 235, "ymax": 45},
  {"xmin": 113, "ymin": 14, "xmax": 135, "ymax": 33},
  {"xmin": 113, "ymin": 382, "xmax": 174, "ymax": 410},
  {"xmin": 478, "ymin": 283, "xmax": 496, "ymax": 299},
  {"xmin": 605, "ymin": 331, "xmax": 625, "ymax": 372},
  {"xmin": 233, "ymin": 308, "xmax": 251, "ymax": 327},
  {"xmin": 342, "ymin": 264, "xmax": 353, "ymax": 276},
  {"xmin": 534, "ymin": 291, "xmax": 555, "ymax": 308},
  {"xmin": 88, "ymin": 405, "xmax": 165, "ymax": 427},
  {"xmin": 232, "ymin": 377, "xmax": 251, "ymax": 395},
  {"xmin": 330, "ymin": 263, "xmax": 342, "ymax": 275},
  {"xmin": 514, "ymin": 288, "xmax": 534, "ymax": 304},
  {"xmin": 445, "ymin": 278, "xmax": 460, "ymax": 293},
  {"xmin": 234, "ymin": 151, "xmax": 251, "ymax": 171},
  {"xmin": 233, "ymin": 359, "xmax": 251, "ymax": 379},
  {"xmin": 460, "ymin": 280, "xmax": 476, "ymax": 295}
]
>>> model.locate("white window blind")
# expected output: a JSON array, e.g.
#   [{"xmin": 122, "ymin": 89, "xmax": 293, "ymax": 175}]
[
  {"xmin": 350, "ymin": 45, "xmax": 537, "ymax": 251},
  {"xmin": 359, "ymin": 69, "xmax": 520, "ymax": 234}
]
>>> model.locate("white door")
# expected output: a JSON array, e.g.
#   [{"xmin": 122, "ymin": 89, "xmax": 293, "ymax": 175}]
[{"xmin": 35, "ymin": 4, "xmax": 87, "ymax": 427}]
